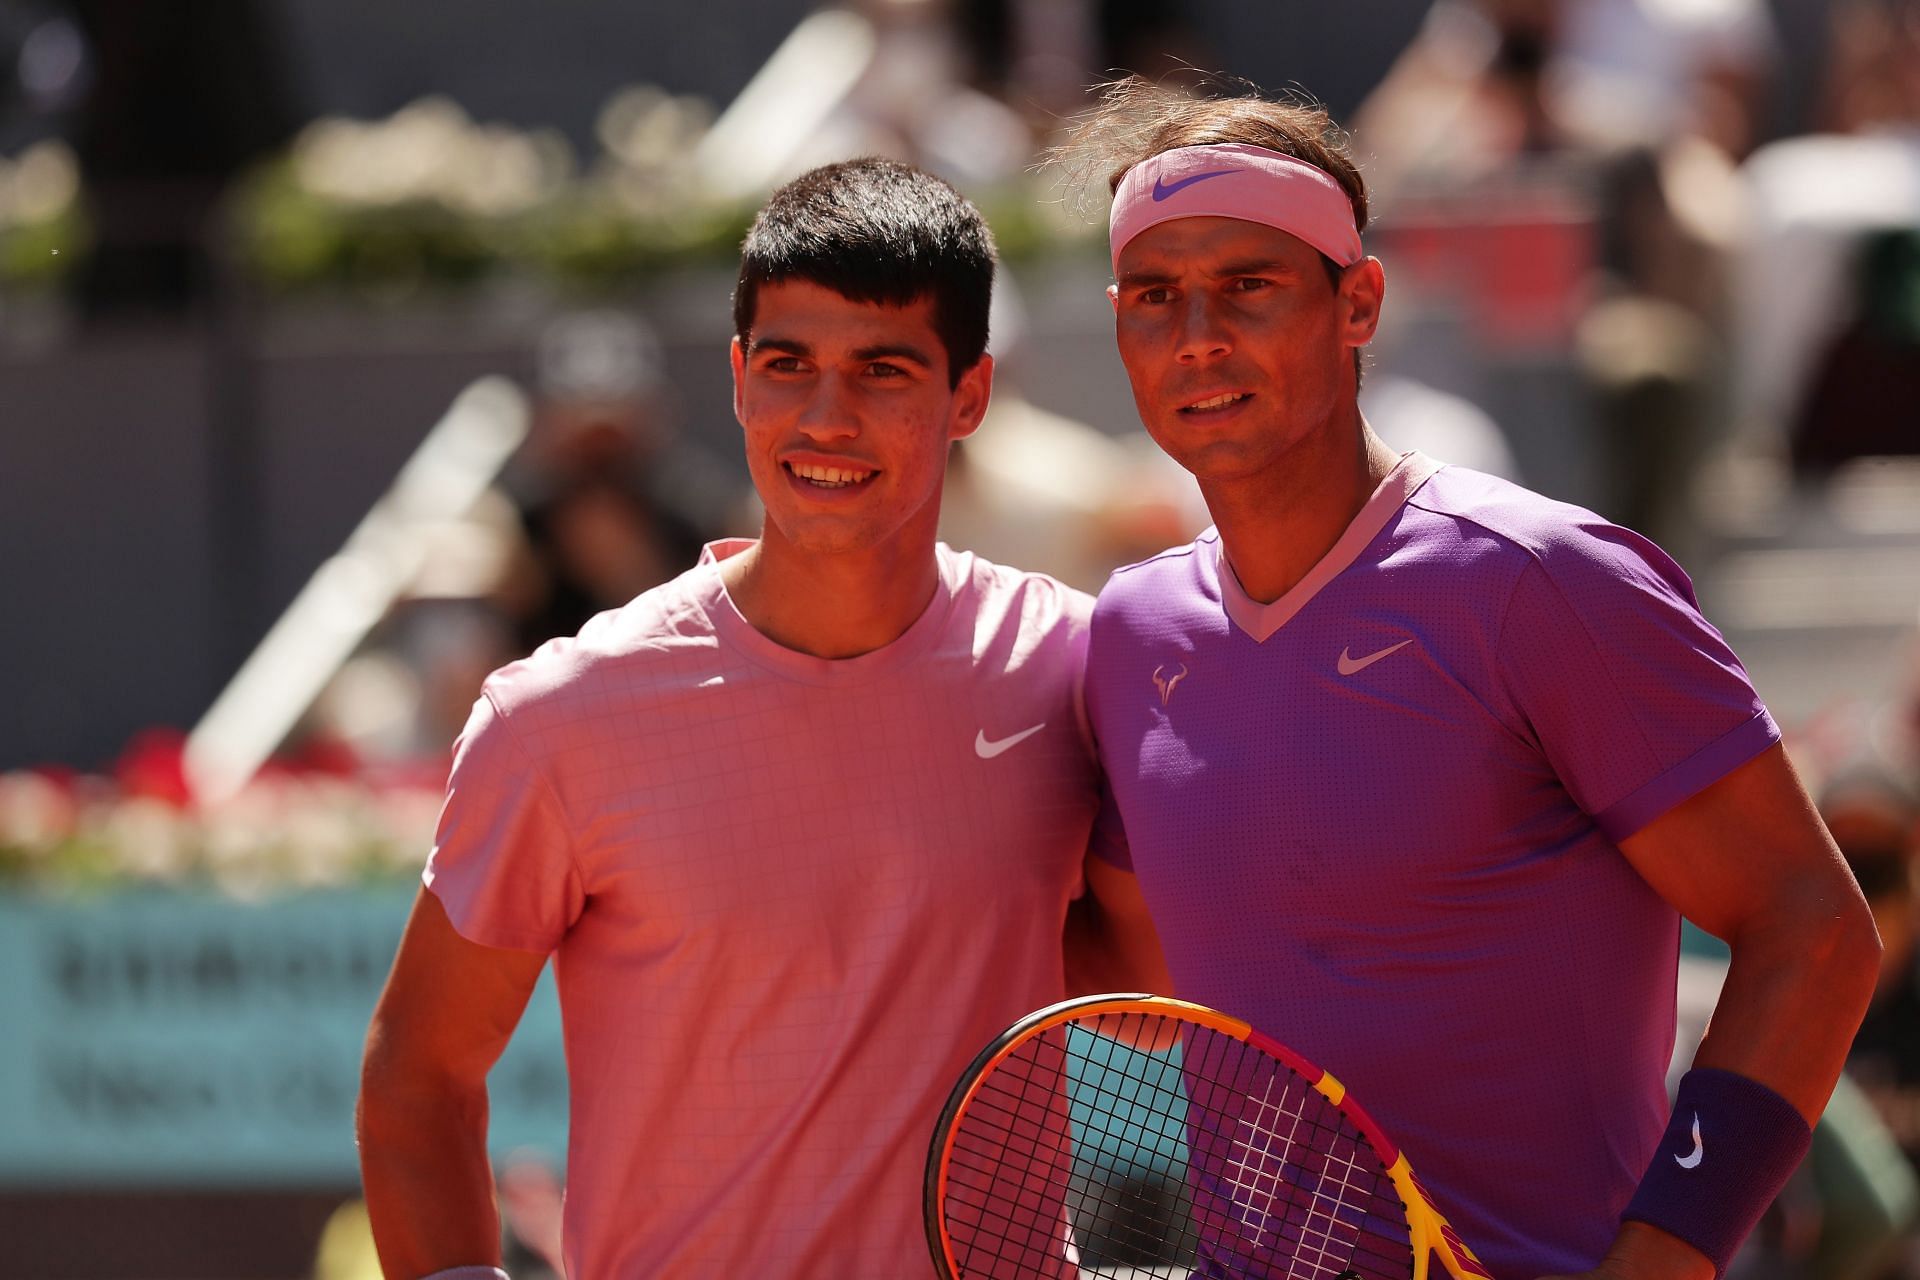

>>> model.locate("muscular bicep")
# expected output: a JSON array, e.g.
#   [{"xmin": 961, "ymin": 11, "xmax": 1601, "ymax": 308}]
[
  {"xmin": 1616, "ymin": 744, "xmax": 1861, "ymax": 946},
  {"xmin": 1618, "ymin": 743, "xmax": 1880, "ymax": 1119},
  {"xmin": 365, "ymin": 887, "xmax": 550, "ymax": 1088}
]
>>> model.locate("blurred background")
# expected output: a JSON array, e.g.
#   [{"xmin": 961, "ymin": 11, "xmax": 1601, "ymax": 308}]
[{"xmin": 0, "ymin": 0, "xmax": 1916, "ymax": 1276}]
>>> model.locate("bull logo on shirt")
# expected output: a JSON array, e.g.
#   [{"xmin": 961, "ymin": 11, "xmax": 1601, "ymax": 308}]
[{"xmin": 1152, "ymin": 663, "xmax": 1189, "ymax": 707}]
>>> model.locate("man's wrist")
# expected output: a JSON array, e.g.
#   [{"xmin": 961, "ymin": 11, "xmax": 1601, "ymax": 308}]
[
  {"xmin": 1596, "ymin": 1221, "xmax": 1717, "ymax": 1280},
  {"xmin": 1619, "ymin": 1067, "xmax": 1812, "ymax": 1275}
]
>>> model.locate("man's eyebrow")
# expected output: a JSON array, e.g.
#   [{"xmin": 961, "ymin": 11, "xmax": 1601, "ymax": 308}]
[
  {"xmin": 1115, "ymin": 268, "xmax": 1179, "ymax": 289},
  {"xmin": 1117, "ymin": 259, "xmax": 1299, "ymax": 289},
  {"xmin": 747, "ymin": 336, "xmax": 811, "ymax": 358},
  {"xmin": 849, "ymin": 342, "xmax": 935, "ymax": 367},
  {"xmin": 1210, "ymin": 258, "xmax": 1295, "ymax": 278}
]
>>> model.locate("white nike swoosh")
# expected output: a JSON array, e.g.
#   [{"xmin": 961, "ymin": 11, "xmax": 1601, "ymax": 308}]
[
  {"xmin": 1675, "ymin": 1114, "xmax": 1703, "ymax": 1169},
  {"xmin": 1337, "ymin": 638, "xmax": 1414, "ymax": 676},
  {"xmin": 975, "ymin": 724, "xmax": 1046, "ymax": 759}
]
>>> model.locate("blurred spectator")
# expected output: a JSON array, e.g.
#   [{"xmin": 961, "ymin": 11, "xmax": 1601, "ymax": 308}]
[
  {"xmin": 1552, "ymin": 0, "xmax": 1775, "ymax": 160},
  {"xmin": 1356, "ymin": 0, "xmax": 1774, "ymax": 178},
  {"xmin": 1731, "ymin": 0, "xmax": 1920, "ymax": 473},
  {"xmin": 1355, "ymin": 0, "xmax": 1759, "ymax": 541},
  {"xmin": 1825, "ymin": 763, "xmax": 1920, "ymax": 1278},
  {"xmin": 65, "ymin": 0, "xmax": 298, "ymax": 316},
  {"xmin": 511, "ymin": 309, "xmax": 724, "ymax": 650},
  {"xmin": 957, "ymin": 0, "xmax": 1208, "ymax": 124},
  {"xmin": 1362, "ymin": 373, "xmax": 1522, "ymax": 480},
  {"xmin": 1827, "ymin": 768, "xmax": 1920, "ymax": 1168},
  {"xmin": 1789, "ymin": 229, "xmax": 1920, "ymax": 475}
]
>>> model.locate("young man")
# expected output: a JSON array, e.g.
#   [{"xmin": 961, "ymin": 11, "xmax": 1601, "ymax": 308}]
[
  {"xmin": 1069, "ymin": 80, "xmax": 1882, "ymax": 1280},
  {"xmin": 357, "ymin": 158, "xmax": 1164, "ymax": 1279}
]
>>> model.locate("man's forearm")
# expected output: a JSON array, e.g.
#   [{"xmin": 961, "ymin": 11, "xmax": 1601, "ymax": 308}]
[
  {"xmin": 358, "ymin": 1076, "xmax": 504, "ymax": 1279},
  {"xmin": 1592, "ymin": 897, "xmax": 1880, "ymax": 1280},
  {"xmin": 1692, "ymin": 894, "xmax": 1880, "ymax": 1120}
]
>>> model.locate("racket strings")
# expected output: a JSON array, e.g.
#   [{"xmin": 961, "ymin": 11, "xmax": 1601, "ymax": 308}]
[{"xmin": 940, "ymin": 1011, "xmax": 1414, "ymax": 1280}]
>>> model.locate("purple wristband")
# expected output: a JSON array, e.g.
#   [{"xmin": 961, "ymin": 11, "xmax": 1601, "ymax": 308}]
[{"xmin": 1620, "ymin": 1068, "xmax": 1813, "ymax": 1276}]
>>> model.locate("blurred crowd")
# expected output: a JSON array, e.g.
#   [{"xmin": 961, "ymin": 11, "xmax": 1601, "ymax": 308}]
[{"xmin": 2, "ymin": 0, "xmax": 1919, "ymax": 1275}]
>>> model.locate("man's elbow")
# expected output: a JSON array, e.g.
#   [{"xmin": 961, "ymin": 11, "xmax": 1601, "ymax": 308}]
[
  {"xmin": 1801, "ymin": 884, "xmax": 1883, "ymax": 1020},
  {"xmin": 356, "ymin": 1025, "xmax": 486, "ymax": 1152}
]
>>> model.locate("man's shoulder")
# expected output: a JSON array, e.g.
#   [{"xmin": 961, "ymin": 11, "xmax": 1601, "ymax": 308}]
[
  {"xmin": 481, "ymin": 562, "xmax": 719, "ymax": 720},
  {"xmin": 1092, "ymin": 534, "xmax": 1213, "ymax": 619},
  {"xmin": 944, "ymin": 543, "xmax": 1094, "ymax": 630},
  {"xmin": 1408, "ymin": 465, "xmax": 1706, "ymax": 647},
  {"xmin": 1409, "ymin": 465, "xmax": 1678, "ymax": 585}
]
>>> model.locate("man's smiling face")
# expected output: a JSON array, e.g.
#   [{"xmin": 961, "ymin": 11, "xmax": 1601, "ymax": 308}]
[{"xmin": 732, "ymin": 279, "xmax": 990, "ymax": 557}]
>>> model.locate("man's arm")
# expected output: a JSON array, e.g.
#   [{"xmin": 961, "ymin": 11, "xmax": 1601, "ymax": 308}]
[
  {"xmin": 1065, "ymin": 855, "xmax": 1172, "ymax": 999},
  {"xmin": 358, "ymin": 886, "xmax": 549, "ymax": 1279},
  {"xmin": 1556, "ymin": 743, "xmax": 1883, "ymax": 1280}
]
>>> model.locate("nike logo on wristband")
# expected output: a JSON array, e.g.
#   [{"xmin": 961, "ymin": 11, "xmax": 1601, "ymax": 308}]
[{"xmin": 1675, "ymin": 1113, "xmax": 1704, "ymax": 1169}]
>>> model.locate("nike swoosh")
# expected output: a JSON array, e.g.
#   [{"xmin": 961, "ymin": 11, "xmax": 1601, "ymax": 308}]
[
  {"xmin": 1152, "ymin": 169, "xmax": 1242, "ymax": 202},
  {"xmin": 1675, "ymin": 1114, "xmax": 1703, "ymax": 1169},
  {"xmin": 1337, "ymin": 639, "xmax": 1414, "ymax": 676},
  {"xmin": 975, "ymin": 724, "xmax": 1046, "ymax": 759}
]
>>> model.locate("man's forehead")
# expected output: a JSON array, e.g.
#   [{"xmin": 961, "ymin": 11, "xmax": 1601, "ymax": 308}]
[
  {"xmin": 750, "ymin": 280, "xmax": 940, "ymax": 343},
  {"xmin": 1116, "ymin": 216, "xmax": 1314, "ymax": 276},
  {"xmin": 746, "ymin": 280, "xmax": 947, "ymax": 372}
]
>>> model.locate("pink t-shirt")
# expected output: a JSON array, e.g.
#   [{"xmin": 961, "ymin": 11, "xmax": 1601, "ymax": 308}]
[{"xmin": 425, "ymin": 540, "xmax": 1100, "ymax": 1278}]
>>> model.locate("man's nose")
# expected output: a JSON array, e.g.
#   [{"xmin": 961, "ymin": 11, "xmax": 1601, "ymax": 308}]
[
  {"xmin": 1175, "ymin": 294, "xmax": 1233, "ymax": 364},
  {"xmin": 796, "ymin": 375, "xmax": 860, "ymax": 441}
]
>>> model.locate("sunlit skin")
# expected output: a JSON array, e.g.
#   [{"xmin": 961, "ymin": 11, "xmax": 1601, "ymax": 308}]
[
  {"xmin": 1110, "ymin": 215, "xmax": 1394, "ymax": 603},
  {"xmin": 724, "ymin": 279, "xmax": 991, "ymax": 658}
]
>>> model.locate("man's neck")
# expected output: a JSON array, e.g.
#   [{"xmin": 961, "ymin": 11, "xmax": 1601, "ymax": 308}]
[
  {"xmin": 1201, "ymin": 418, "xmax": 1399, "ymax": 605},
  {"xmin": 719, "ymin": 524, "xmax": 945, "ymax": 661}
]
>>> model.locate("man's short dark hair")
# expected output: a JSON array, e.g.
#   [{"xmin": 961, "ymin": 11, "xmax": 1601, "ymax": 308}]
[{"xmin": 733, "ymin": 158, "xmax": 996, "ymax": 386}]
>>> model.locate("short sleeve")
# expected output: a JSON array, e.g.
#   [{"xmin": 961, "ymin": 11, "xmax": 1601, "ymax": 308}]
[
  {"xmin": 1498, "ymin": 527, "xmax": 1779, "ymax": 842},
  {"xmin": 423, "ymin": 690, "xmax": 585, "ymax": 953}
]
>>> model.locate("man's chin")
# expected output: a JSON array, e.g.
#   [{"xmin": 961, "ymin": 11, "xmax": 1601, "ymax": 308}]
[
  {"xmin": 1161, "ymin": 441, "xmax": 1273, "ymax": 485},
  {"xmin": 768, "ymin": 517, "xmax": 892, "ymax": 559}
]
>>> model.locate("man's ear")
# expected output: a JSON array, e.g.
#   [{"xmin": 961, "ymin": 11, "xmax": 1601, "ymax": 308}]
[
  {"xmin": 1106, "ymin": 283, "xmax": 1119, "ymax": 313},
  {"xmin": 729, "ymin": 336, "xmax": 748, "ymax": 426},
  {"xmin": 948, "ymin": 353, "xmax": 994, "ymax": 444},
  {"xmin": 1340, "ymin": 258, "xmax": 1386, "ymax": 348}
]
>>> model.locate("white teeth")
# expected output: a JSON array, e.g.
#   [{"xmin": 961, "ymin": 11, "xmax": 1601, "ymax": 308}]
[
  {"xmin": 789, "ymin": 462, "xmax": 875, "ymax": 488},
  {"xmin": 1186, "ymin": 392, "xmax": 1249, "ymax": 411}
]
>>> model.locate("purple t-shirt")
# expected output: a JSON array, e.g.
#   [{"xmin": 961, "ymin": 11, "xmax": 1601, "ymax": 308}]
[{"xmin": 1085, "ymin": 454, "xmax": 1778, "ymax": 1277}]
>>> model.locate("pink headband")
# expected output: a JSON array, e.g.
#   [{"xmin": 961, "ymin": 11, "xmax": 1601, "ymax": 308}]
[{"xmin": 1108, "ymin": 143, "xmax": 1364, "ymax": 274}]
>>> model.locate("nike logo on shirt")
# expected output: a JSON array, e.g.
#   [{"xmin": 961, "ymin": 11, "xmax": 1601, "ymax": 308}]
[
  {"xmin": 1337, "ymin": 639, "xmax": 1414, "ymax": 676},
  {"xmin": 975, "ymin": 724, "xmax": 1046, "ymax": 759}
]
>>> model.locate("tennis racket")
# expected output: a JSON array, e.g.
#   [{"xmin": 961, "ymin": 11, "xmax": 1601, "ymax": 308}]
[{"xmin": 925, "ymin": 994, "xmax": 1492, "ymax": 1280}]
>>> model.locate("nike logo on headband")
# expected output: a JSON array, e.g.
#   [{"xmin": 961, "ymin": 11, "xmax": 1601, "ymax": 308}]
[{"xmin": 1152, "ymin": 169, "xmax": 1242, "ymax": 201}]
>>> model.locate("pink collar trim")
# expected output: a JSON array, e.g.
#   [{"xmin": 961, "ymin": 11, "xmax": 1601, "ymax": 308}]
[{"xmin": 1216, "ymin": 452, "xmax": 1443, "ymax": 643}]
